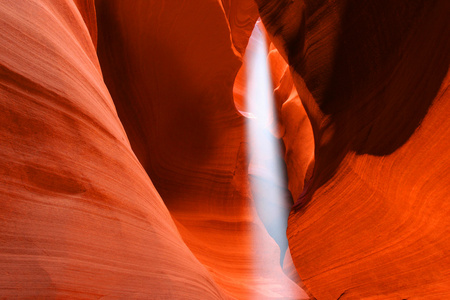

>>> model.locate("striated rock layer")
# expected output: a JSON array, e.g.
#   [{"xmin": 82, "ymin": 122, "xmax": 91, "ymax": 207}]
[
  {"xmin": 4, "ymin": 0, "xmax": 448, "ymax": 298},
  {"xmin": 0, "ymin": 1, "xmax": 228, "ymax": 298},
  {"xmin": 1, "ymin": 0, "xmax": 311, "ymax": 298},
  {"xmin": 256, "ymin": 0, "xmax": 450, "ymax": 299},
  {"xmin": 95, "ymin": 1, "xmax": 306, "ymax": 298}
]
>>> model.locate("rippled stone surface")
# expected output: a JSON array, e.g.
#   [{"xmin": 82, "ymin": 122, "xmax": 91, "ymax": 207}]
[
  {"xmin": 0, "ymin": 1, "xmax": 230, "ymax": 298},
  {"xmin": 1, "ymin": 0, "xmax": 307, "ymax": 299},
  {"xmin": 95, "ymin": 1, "xmax": 306, "ymax": 298},
  {"xmin": 256, "ymin": 0, "xmax": 450, "ymax": 298},
  {"xmin": 3, "ymin": 0, "xmax": 449, "ymax": 299}
]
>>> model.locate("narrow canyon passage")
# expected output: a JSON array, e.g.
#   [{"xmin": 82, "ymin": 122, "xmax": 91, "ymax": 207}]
[
  {"xmin": 239, "ymin": 21, "xmax": 316, "ymax": 299},
  {"xmin": 2, "ymin": 0, "xmax": 449, "ymax": 299},
  {"xmin": 94, "ymin": 2, "xmax": 308, "ymax": 298},
  {"xmin": 243, "ymin": 22, "xmax": 291, "ymax": 267}
]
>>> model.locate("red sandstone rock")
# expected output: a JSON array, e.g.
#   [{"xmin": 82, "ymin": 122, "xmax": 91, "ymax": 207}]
[
  {"xmin": 5, "ymin": 0, "xmax": 447, "ymax": 299},
  {"xmin": 95, "ymin": 1, "xmax": 306, "ymax": 298},
  {"xmin": 0, "ymin": 0, "xmax": 309, "ymax": 299},
  {"xmin": 256, "ymin": 0, "xmax": 450, "ymax": 298},
  {"xmin": 0, "ymin": 1, "xmax": 227, "ymax": 298},
  {"xmin": 268, "ymin": 47, "xmax": 314, "ymax": 202}
]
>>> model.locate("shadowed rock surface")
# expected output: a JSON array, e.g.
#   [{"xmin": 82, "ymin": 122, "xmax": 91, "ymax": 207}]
[
  {"xmin": 95, "ymin": 1, "xmax": 306, "ymax": 298},
  {"xmin": 1, "ymin": 0, "xmax": 308, "ymax": 299},
  {"xmin": 0, "ymin": 0, "xmax": 227, "ymax": 298},
  {"xmin": 2, "ymin": 0, "xmax": 449, "ymax": 299},
  {"xmin": 255, "ymin": 0, "xmax": 450, "ymax": 298}
]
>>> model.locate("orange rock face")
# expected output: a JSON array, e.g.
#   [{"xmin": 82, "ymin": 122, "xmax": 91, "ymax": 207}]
[
  {"xmin": 0, "ymin": 0, "xmax": 225, "ymax": 298},
  {"xmin": 95, "ymin": 1, "xmax": 305, "ymax": 298},
  {"xmin": 256, "ymin": 0, "xmax": 450, "ymax": 298},
  {"xmin": 2, "ymin": 0, "xmax": 449, "ymax": 299},
  {"xmin": 1, "ymin": 0, "xmax": 307, "ymax": 299}
]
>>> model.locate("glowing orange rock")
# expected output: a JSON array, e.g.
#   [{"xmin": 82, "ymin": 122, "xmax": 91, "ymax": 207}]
[
  {"xmin": 256, "ymin": 0, "xmax": 450, "ymax": 298},
  {"xmin": 7, "ymin": 0, "xmax": 447, "ymax": 298},
  {"xmin": 0, "ymin": 1, "xmax": 226, "ymax": 298},
  {"xmin": 268, "ymin": 46, "xmax": 314, "ymax": 202},
  {"xmin": 95, "ymin": 1, "xmax": 307, "ymax": 298}
]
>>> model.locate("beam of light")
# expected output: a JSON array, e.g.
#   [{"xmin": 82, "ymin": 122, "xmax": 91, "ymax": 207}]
[{"xmin": 244, "ymin": 21, "xmax": 300, "ymax": 299}]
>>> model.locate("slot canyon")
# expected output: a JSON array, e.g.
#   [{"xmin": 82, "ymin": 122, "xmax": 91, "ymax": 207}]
[{"xmin": 1, "ymin": 0, "xmax": 449, "ymax": 299}]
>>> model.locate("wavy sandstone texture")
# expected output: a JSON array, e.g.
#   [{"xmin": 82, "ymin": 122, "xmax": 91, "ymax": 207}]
[
  {"xmin": 0, "ymin": 0, "xmax": 226, "ymax": 298},
  {"xmin": 255, "ymin": 0, "xmax": 450, "ymax": 299},
  {"xmin": 94, "ymin": 1, "xmax": 305, "ymax": 298},
  {"xmin": 2, "ymin": 0, "xmax": 450, "ymax": 299},
  {"xmin": 1, "ymin": 0, "xmax": 307, "ymax": 299}
]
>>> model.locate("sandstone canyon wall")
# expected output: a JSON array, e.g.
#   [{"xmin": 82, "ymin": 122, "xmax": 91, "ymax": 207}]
[
  {"xmin": 256, "ymin": 0, "xmax": 450, "ymax": 298},
  {"xmin": 1, "ymin": 0, "xmax": 450, "ymax": 299},
  {"xmin": 1, "ymin": 0, "xmax": 307, "ymax": 299},
  {"xmin": 0, "ymin": 0, "xmax": 227, "ymax": 298},
  {"xmin": 94, "ymin": 1, "xmax": 305, "ymax": 298}
]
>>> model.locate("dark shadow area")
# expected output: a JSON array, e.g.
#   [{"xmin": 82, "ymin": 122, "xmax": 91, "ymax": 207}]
[
  {"xmin": 293, "ymin": 0, "xmax": 450, "ymax": 212},
  {"xmin": 321, "ymin": 0, "xmax": 450, "ymax": 156},
  {"xmin": 95, "ymin": 1, "xmax": 232, "ymax": 207}
]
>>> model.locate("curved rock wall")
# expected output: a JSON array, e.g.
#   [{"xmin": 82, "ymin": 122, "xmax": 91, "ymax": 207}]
[
  {"xmin": 256, "ymin": 0, "xmax": 450, "ymax": 298},
  {"xmin": 3, "ymin": 0, "xmax": 449, "ymax": 299},
  {"xmin": 0, "ymin": 1, "xmax": 227, "ymax": 298},
  {"xmin": 94, "ymin": 1, "xmax": 306, "ymax": 298}
]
